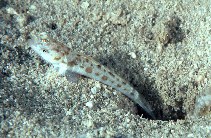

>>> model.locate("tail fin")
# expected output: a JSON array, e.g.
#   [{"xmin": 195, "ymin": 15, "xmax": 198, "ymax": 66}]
[{"xmin": 136, "ymin": 95, "xmax": 155, "ymax": 119}]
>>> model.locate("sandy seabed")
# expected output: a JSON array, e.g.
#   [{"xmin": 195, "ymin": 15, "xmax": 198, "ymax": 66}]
[{"xmin": 0, "ymin": 0, "xmax": 210, "ymax": 137}]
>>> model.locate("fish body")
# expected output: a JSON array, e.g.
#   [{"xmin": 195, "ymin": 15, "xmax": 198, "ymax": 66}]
[{"xmin": 29, "ymin": 32, "xmax": 155, "ymax": 119}]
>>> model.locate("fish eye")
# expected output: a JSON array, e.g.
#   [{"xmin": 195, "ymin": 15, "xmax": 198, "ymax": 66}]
[{"xmin": 43, "ymin": 49, "xmax": 47, "ymax": 52}]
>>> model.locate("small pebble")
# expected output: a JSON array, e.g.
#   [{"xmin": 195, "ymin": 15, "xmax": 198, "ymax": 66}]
[
  {"xmin": 85, "ymin": 101, "xmax": 93, "ymax": 108},
  {"xmin": 128, "ymin": 52, "xmax": 136, "ymax": 59}
]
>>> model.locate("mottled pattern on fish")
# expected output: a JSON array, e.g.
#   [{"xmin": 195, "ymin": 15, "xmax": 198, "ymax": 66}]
[{"xmin": 29, "ymin": 32, "xmax": 155, "ymax": 119}]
